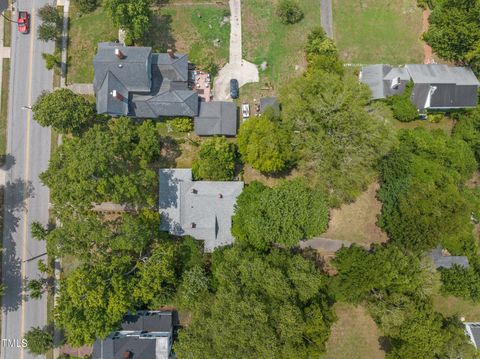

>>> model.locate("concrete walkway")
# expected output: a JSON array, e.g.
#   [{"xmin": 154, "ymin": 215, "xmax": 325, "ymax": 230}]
[
  {"xmin": 0, "ymin": 14, "xmax": 11, "ymax": 187},
  {"xmin": 300, "ymin": 237, "xmax": 369, "ymax": 253},
  {"xmin": 57, "ymin": 0, "xmax": 70, "ymax": 88},
  {"xmin": 66, "ymin": 83, "xmax": 94, "ymax": 95},
  {"xmin": 320, "ymin": 0, "xmax": 333, "ymax": 38},
  {"xmin": 213, "ymin": 0, "xmax": 259, "ymax": 101}
]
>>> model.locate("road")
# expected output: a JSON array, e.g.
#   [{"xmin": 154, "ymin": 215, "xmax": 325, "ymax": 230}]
[{"xmin": 1, "ymin": 1, "xmax": 53, "ymax": 358}]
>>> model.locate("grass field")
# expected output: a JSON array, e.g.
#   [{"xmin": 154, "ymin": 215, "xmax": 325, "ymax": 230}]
[
  {"xmin": 67, "ymin": 4, "xmax": 118, "ymax": 84},
  {"xmin": 333, "ymin": 0, "xmax": 424, "ymax": 64},
  {"xmin": 144, "ymin": 4, "xmax": 230, "ymax": 70},
  {"xmin": 323, "ymin": 303, "xmax": 385, "ymax": 359},
  {"xmin": 241, "ymin": 0, "xmax": 320, "ymax": 95},
  {"xmin": 3, "ymin": 11, "xmax": 11, "ymax": 47},
  {"xmin": 433, "ymin": 293, "xmax": 480, "ymax": 321}
]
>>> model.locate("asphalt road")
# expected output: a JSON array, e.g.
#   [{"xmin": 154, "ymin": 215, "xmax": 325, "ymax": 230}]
[{"xmin": 1, "ymin": 1, "xmax": 53, "ymax": 358}]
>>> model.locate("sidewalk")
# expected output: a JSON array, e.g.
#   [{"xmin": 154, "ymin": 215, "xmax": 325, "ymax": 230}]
[{"xmin": 0, "ymin": 13, "xmax": 11, "ymax": 186}]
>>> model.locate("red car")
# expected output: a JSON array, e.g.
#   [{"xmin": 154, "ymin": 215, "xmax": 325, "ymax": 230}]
[{"xmin": 17, "ymin": 11, "xmax": 29, "ymax": 34}]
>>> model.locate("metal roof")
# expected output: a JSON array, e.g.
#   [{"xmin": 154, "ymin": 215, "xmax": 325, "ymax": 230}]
[
  {"xmin": 465, "ymin": 323, "xmax": 480, "ymax": 349},
  {"xmin": 429, "ymin": 246, "xmax": 469, "ymax": 269},
  {"xmin": 194, "ymin": 102, "xmax": 237, "ymax": 136},
  {"xmin": 159, "ymin": 169, "xmax": 244, "ymax": 252},
  {"xmin": 405, "ymin": 64, "xmax": 480, "ymax": 86}
]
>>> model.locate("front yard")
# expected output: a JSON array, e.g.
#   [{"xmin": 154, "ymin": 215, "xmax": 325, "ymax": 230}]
[{"xmin": 333, "ymin": 0, "xmax": 424, "ymax": 64}]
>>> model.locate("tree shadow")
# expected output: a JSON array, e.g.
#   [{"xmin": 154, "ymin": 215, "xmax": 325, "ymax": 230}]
[
  {"xmin": 378, "ymin": 336, "xmax": 392, "ymax": 354},
  {"xmin": 140, "ymin": 13, "xmax": 175, "ymax": 53},
  {"xmin": 2, "ymin": 178, "xmax": 35, "ymax": 312},
  {"xmin": 159, "ymin": 136, "xmax": 182, "ymax": 168}
]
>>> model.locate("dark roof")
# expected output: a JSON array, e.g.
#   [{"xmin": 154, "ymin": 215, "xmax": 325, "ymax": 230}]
[
  {"xmin": 92, "ymin": 311, "xmax": 173, "ymax": 359},
  {"xmin": 466, "ymin": 323, "xmax": 480, "ymax": 349},
  {"xmin": 194, "ymin": 102, "xmax": 237, "ymax": 136},
  {"xmin": 429, "ymin": 246, "xmax": 469, "ymax": 269},
  {"xmin": 0, "ymin": 0, "xmax": 8, "ymax": 12},
  {"xmin": 260, "ymin": 97, "xmax": 280, "ymax": 115},
  {"xmin": 405, "ymin": 64, "xmax": 479, "ymax": 86},
  {"xmin": 360, "ymin": 65, "xmax": 410, "ymax": 99},
  {"xmin": 94, "ymin": 45, "xmax": 198, "ymax": 118}
]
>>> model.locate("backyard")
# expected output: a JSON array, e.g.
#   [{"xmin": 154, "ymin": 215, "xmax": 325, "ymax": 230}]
[{"xmin": 332, "ymin": 0, "xmax": 424, "ymax": 64}]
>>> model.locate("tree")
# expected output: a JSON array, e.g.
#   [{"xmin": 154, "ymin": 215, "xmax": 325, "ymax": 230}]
[
  {"xmin": 32, "ymin": 89, "xmax": 95, "ymax": 134},
  {"xmin": 388, "ymin": 82, "xmax": 419, "ymax": 122},
  {"xmin": 176, "ymin": 265, "xmax": 210, "ymax": 309},
  {"xmin": 26, "ymin": 279, "xmax": 46, "ymax": 299},
  {"xmin": 174, "ymin": 246, "xmax": 335, "ymax": 359},
  {"xmin": 453, "ymin": 107, "xmax": 480, "ymax": 162},
  {"xmin": 105, "ymin": 0, "xmax": 151, "ymax": 42},
  {"xmin": 37, "ymin": 23, "xmax": 59, "ymax": 42},
  {"xmin": 281, "ymin": 68, "xmax": 395, "ymax": 206},
  {"xmin": 31, "ymin": 221, "xmax": 48, "ymax": 241},
  {"xmin": 439, "ymin": 264, "xmax": 480, "ymax": 301},
  {"xmin": 166, "ymin": 117, "xmax": 193, "ymax": 133},
  {"xmin": 192, "ymin": 137, "xmax": 237, "ymax": 181},
  {"xmin": 38, "ymin": 4, "xmax": 61, "ymax": 25},
  {"xmin": 232, "ymin": 180, "xmax": 329, "ymax": 250},
  {"xmin": 276, "ymin": 0, "xmax": 303, "ymax": 24},
  {"xmin": 24, "ymin": 326, "xmax": 53, "ymax": 355},
  {"xmin": 237, "ymin": 114, "xmax": 293, "ymax": 174},
  {"xmin": 422, "ymin": 0, "xmax": 480, "ymax": 73},
  {"xmin": 73, "ymin": 0, "xmax": 99, "ymax": 13},
  {"xmin": 40, "ymin": 118, "xmax": 161, "ymax": 210},
  {"xmin": 41, "ymin": 52, "xmax": 61, "ymax": 71}
]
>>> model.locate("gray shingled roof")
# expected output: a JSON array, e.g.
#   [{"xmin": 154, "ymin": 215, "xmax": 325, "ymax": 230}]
[
  {"xmin": 92, "ymin": 311, "xmax": 173, "ymax": 359},
  {"xmin": 260, "ymin": 97, "xmax": 281, "ymax": 115},
  {"xmin": 194, "ymin": 102, "xmax": 237, "ymax": 136},
  {"xmin": 94, "ymin": 45, "xmax": 198, "ymax": 118},
  {"xmin": 159, "ymin": 169, "xmax": 244, "ymax": 252},
  {"xmin": 360, "ymin": 64, "xmax": 410, "ymax": 99},
  {"xmin": 405, "ymin": 64, "xmax": 479, "ymax": 85},
  {"xmin": 429, "ymin": 246, "xmax": 469, "ymax": 269},
  {"xmin": 465, "ymin": 323, "xmax": 480, "ymax": 349}
]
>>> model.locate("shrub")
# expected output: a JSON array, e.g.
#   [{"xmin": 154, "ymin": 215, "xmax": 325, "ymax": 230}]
[
  {"xmin": 276, "ymin": 0, "xmax": 303, "ymax": 24},
  {"xmin": 192, "ymin": 137, "xmax": 237, "ymax": 181},
  {"xmin": 427, "ymin": 113, "xmax": 444, "ymax": 123},
  {"xmin": 24, "ymin": 327, "xmax": 53, "ymax": 355},
  {"xmin": 38, "ymin": 4, "xmax": 61, "ymax": 25},
  {"xmin": 42, "ymin": 52, "xmax": 61, "ymax": 71},
  {"xmin": 73, "ymin": 0, "xmax": 99, "ymax": 13},
  {"xmin": 167, "ymin": 118, "xmax": 193, "ymax": 133},
  {"xmin": 388, "ymin": 83, "xmax": 418, "ymax": 122}
]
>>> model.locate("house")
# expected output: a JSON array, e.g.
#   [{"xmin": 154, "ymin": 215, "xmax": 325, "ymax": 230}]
[
  {"xmin": 259, "ymin": 97, "xmax": 280, "ymax": 116},
  {"xmin": 194, "ymin": 101, "xmax": 237, "ymax": 136},
  {"xmin": 465, "ymin": 322, "xmax": 480, "ymax": 348},
  {"xmin": 92, "ymin": 311, "xmax": 173, "ymax": 359},
  {"xmin": 429, "ymin": 246, "xmax": 469, "ymax": 269},
  {"xmin": 360, "ymin": 64, "xmax": 479, "ymax": 110},
  {"xmin": 93, "ymin": 43, "xmax": 199, "ymax": 118},
  {"xmin": 159, "ymin": 169, "xmax": 244, "ymax": 252}
]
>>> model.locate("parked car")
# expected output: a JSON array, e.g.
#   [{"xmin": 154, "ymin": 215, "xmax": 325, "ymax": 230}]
[
  {"xmin": 17, "ymin": 11, "xmax": 30, "ymax": 34},
  {"xmin": 230, "ymin": 79, "xmax": 239, "ymax": 99}
]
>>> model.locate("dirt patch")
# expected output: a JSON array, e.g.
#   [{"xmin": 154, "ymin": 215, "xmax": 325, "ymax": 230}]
[
  {"xmin": 322, "ymin": 181, "xmax": 388, "ymax": 245},
  {"xmin": 422, "ymin": 9, "xmax": 433, "ymax": 64},
  {"xmin": 466, "ymin": 171, "xmax": 480, "ymax": 188},
  {"xmin": 323, "ymin": 303, "xmax": 386, "ymax": 359},
  {"xmin": 175, "ymin": 140, "xmax": 201, "ymax": 168},
  {"xmin": 242, "ymin": 165, "xmax": 300, "ymax": 187}
]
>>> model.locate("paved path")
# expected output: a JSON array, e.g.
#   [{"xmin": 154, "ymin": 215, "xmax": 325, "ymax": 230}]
[
  {"xmin": 1, "ymin": 1, "xmax": 54, "ymax": 358},
  {"xmin": 58, "ymin": 0, "xmax": 70, "ymax": 87},
  {"xmin": 320, "ymin": 0, "xmax": 333, "ymax": 38},
  {"xmin": 213, "ymin": 0, "xmax": 259, "ymax": 101},
  {"xmin": 67, "ymin": 83, "xmax": 94, "ymax": 95},
  {"xmin": 300, "ymin": 237, "xmax": 369, "ymax": 253}
]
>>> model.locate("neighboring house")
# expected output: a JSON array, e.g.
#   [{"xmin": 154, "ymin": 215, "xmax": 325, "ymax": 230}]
[
  {"xmin": 194, "ymin": 101, "xmax": 237, "ymax": 136},
  {"xmin": 360, "ymin": 64, "xmax": 479, "ymax": 110},
  {"xmin": 93, "ymin": 43, "xmax": 199, "ymax": 118},
  {"xmin": 260, "ymin": 97, "xmax": 281, "ymax": 116},
  {"xmin": 92, "ymin": 311, "xmax": 173, "ymax": 359},
  {"xmin": 429, "ymin": 246, "xmax": 469, "ymax": 269},
  {"xmin": 159, "ymin": 169, "xmax": 244, "ymax": 252},
  {"xmin": 465, "ymin": 322, "xmax": 480, "ymax": 348}
]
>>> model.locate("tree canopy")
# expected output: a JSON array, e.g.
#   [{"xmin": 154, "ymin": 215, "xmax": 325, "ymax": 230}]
[
  {"xmin": 232, "ymin": 180, "xmax": 329, "ymax": 250},
  {"xmin": 422, "ymin": 0, "xmax": 480, "ymax": 74},
  {"xmin": 192, "ymin": 137, "xmax": 237, "ymax": 180},
  {"xmin": 32, "ymin": 89, "xmax": 95, "ymax": 134},
  {"xmin": 174, "ymin": 246, "xmax": 335, "ymax": 359},
  {"xmin": 453, "ymin": 107, "xmax": 480, "ymax": 163},
  {"xmin": 105, "ymin": 0, "xmax": 151, "ymax": 42},
  {"xmin": 24, "ymin": 327, "xmax": 54, "ymax": 355},
  {"xmin": 237, "ymin": 114, "xmax": 293, "ymax": 174}
]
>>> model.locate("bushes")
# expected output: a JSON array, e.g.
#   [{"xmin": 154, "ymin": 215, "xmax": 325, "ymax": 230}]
[
  {"xmin": 166, "ymin": 117, "xmax": 193, "ymax": 133},
  {"xmin": 276, "ymin": 0, "xmax": 303, "ymax": 24},
  {"xmin": 192, "ymin": 137, "xmax": 237, "ymax": 181},
  {"xmin": 37, "ymin": 4, "xmax": 62, "ymax": 42},
  {"xmin": 24, "ymin": 327, "xmax": 54, "ymax": 355},
  {"xmin": 388, "ymin": 82, "xmax": 418, "ymax": 122},
  {"xmin": 73, "ymin": 0, "xmax": 99, "ymax": 13}
]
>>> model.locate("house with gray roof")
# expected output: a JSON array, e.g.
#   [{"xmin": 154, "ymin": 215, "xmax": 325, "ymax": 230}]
[
  {"xmin": 465, "ymin": 322, "xmax": 480, "ymax": 349},
  {"xmin": 92, "ymin": 311, "xmax": 173, "ymax": 359},
  {"xmin": 429, "ymin": 246, "xmax": 469, "ymax": 269},
  {"xmin": 159, "ymin": 169, "xmax": 244, "ymax": 252},
  {"xmin": 194, "ymin": 101, "xmax": 237, "ymax": 136},
  {"xmin": 94, "ymin": 43, "xmax": 198, "ymax": 118},
  {"xmin": 360, "ymin": 64, "xmax": 479, "ymax": 110}
]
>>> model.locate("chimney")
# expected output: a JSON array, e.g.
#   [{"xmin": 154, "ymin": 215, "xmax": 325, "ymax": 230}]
[
  {"xmin": 218, "ymin": 193, "xmax": 223, "ymax": 198},
  {"xmin": 123, "ymin": 351, "xmax": 132, "ymax": 359},
  {"xmin": 111, "ymin": 90, "xmax": 124, "ymax": 101},
  {"xmin": 191, "ymin": 188, "xmax": 197, "ymax": 194},
  {"xmin": 191, "ymin": 222, "xmax": 196, "ymax": 228},
  {"xmin": 167, "ymin": 49, "xmax": 175, "ymax": 59},
  {"xmin": 115, "ymin": 48, "xmax": 125, "ymax": 59}
]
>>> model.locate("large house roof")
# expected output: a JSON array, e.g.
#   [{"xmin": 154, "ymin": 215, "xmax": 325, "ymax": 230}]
[
  {"xmin": 194, "ymin": 101, "xmax": 237, "ymax": 136},
  {"xmin": 465, "ymin": 323, "xmax": 480, "ymax": 349},
  {"xmin": 405, "ymin": 64, "xmax": 479, "ymax": 86},
  {"xmin": 94, "ymin": 44, "xmax": 198, "ymax": 118},
  {"xmin": 159, "ymin": 169, "xmax": 244, "ymax": 252},
  {"xmin": 429, "ymin": 246, "xmax": 469, "ymax": 269},
  {"xmin": 92, "ymin": 311, "xmax": 173, "ymax": 359}
]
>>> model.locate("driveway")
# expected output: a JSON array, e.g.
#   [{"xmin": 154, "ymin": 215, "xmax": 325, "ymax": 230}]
[
  {"xmin": 321, "ymin": 0, "xmax": 334, "ymax": 38},
  {"xmin": 300, "ymin": 237, "xmax": 369, "ymax": 254},
  {"xmin": 213, "ymin": 0, "xmax": 259, "ymax": 101}
]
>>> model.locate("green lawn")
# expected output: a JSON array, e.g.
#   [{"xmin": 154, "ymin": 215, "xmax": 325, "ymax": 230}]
[
  {"xmin": 67, "ymin": 4, "xmax": 118, "ymax": 84},
  {"xmin": 242, "ymin": 0, "xmax": 320, "ymax": 87},
  {"xmin": 333, "ymin": 0, "xmax": 424, "ymax": 64},
  {"xmin": 143, "ymin": 4, "xmax": 230, "ymax": 70},
  {"xmin": 433, "ymin": 293, "xmax": 480, "ymax": 321}
]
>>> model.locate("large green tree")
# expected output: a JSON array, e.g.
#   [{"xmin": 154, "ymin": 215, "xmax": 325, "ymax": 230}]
[
  {"xmin": 453, "ymin": 107, "xmax": 480, "ymax": 163},
  {"xmin": 192, "ymin": 137, "xmax": 237, "ymax": 180},
  {"xmin": 174, "ymin": 246, "xmax": 335, "ymax": 359},
  {"xmin": 423, "ymin": 0, "xmax": 480, "ymax": 73},
  {"xmin": 232, "ymin": 180, "xmax": 329, "ymax": 250},
  {"xmin": 105, "ymin": 0, "xmax": 151, "ymax": 42},
  {"xmin": 24, "ymin": 327, "xmax": 54, "ymax": 355},
  {"xmin": 33, "ymin": 89, "xmax": 95, "ymax": 134},
  {"xmin": 237, "ymin": 114, "xmax": 293, "ymax": 174}
]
